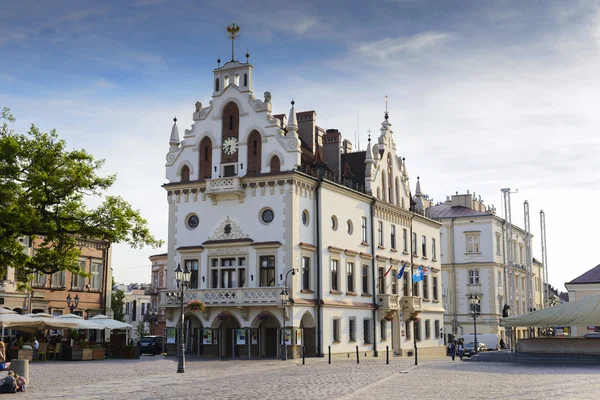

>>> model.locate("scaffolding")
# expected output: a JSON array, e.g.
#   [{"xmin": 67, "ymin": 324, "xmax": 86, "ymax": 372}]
[
  {"xmin": 501, "ymin": 189, "xmax": 515, "ymax": 314},
  {"xmin": 540, "ymin": 210, "xmax": 549, "ymax": 307},
  {"xmin": 524, "ymin": 201, "xmax": 534, "ymax": 313}
]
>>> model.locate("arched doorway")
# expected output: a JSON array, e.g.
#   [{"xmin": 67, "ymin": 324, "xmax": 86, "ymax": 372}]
[
  {"xmin": 251, "ymin": 311, "xmax": 281, "ymax": 358},
  {"xmin": 183, "ymin": 313, "xmax": 203, "ymax": 355},
  {"xmin": 300, "ymin": 312, "xmax": 316, "ymax": 356},
  {"xmin": 212, "ymin": 312, "xmax": 241, "ymax": 358}
]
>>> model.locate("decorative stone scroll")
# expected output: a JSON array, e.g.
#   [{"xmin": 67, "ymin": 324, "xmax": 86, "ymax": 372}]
[{"xmin": 207, "ymin": 217, "xmax": 249, "ymax": 241}]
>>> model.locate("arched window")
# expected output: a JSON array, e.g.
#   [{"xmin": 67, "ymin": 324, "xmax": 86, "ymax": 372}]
[
  {"xmin": 247, "ymin": 130, "xmax": 262, "ymax": 175},
  {"xmin": 215, "ymin": 78, "xmax": 220, "ymax": 92},
  {"xmin": 224, "ymin": 75, "xmax": 229, "ymax": 88},
  {"xmin": 468, "ymin": 269, "xmax": 480, "ymax": 284},
  {"xmin": 222, "ymin": 102, "xmax": 239, "ymax": 163},
  {"xmin": 381, "ymin": 172, "xmax": 387, "ymax": 201},
  {"xmin": 180, "ymin": 165, "xmax": 190, "ymax": 182},
  {"xmin": 244, "ymin": 73, "xmax": 248, "ymax": 87},
  {"xmin": 270, "ymin": 155, "xmax": 280, "ymax": 173},
  {"xmin": 199, "ymin": 137, "xmax": 213, "ymax": 180},
  {"xmin": 377, "ymin": 187, "xmax": 381, "ymax": 200},
  {"xmin": 395, "ymin": 177, "xmax": 400, "ymax": 206},
  {"xmin": 387, "ymin": 154, "xmax": 394, "ymax": 204},
  {"xmin": 234, "ymin": 74, "xmax": 239, "ymax": 86}
]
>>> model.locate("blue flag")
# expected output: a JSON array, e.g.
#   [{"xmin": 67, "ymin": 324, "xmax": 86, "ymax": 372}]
[
  {"xmin": 412, "ymin": 265, "xmax": 424, "ymax": 283},
  {"xmin": 396, "ymin": 263, "xmax": 406, "ymax": 279}
]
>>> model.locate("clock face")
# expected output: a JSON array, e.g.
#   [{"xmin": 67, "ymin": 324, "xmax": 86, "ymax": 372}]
[{"xmin": 223, "ymin": 136, "xmax": 238, "ymax": 155}]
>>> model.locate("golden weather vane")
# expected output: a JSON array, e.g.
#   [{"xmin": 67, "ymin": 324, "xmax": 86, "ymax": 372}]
[{"xmin": 227, "ymin": 23, "xmax": 240, "ymax": 61}]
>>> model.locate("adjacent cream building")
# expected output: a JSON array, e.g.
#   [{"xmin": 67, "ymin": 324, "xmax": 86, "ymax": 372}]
[
  {"xmin": 565, "ymin": 264, "xmax": 600, "ymax": 337},
  {"xmin": 158, "ymin": 44, "xmax": 445, "ymax": 359}
]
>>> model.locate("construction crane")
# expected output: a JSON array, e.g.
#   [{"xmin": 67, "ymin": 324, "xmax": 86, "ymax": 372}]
[
  {"xmin": 524, "ymin": 201, "xmax": 534, "ymax": 314},
  {"xmin": 540, "ymin": 210, "xmax": 549, "ymax": 307}
]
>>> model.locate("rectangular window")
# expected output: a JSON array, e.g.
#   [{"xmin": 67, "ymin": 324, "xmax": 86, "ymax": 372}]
[
  {"xmin": 391, "ymin": 269, "xmax": 397, "ymax": 294},
  {"xmin": 378, "ymin": 221, "xmax": 383, "ymax": 246},
  {"xmin": 185, "ymin": 260, "xmax": 199, "ymax": 289},
  {"xmin": 390, "ymin": 225, "xmax": 396, "ymax": 250},
  {"xmin": 331, "ymin": 259, "xmax": 339, "ymax": 291},
  {"xmin": 302, "ymin": 256, "xmax": 311, "ymax": 291},
  {"xmin": 362, "ymin": 264, "xmax": 369, "ymax": 294},
  {"xmin": 415, "ymin": 320, "xmax": 422, "ymax": 341},
  {"xmin": 496, "ymin": 232, "xmax": 502, "ymax": 255},
  {"xmin": 346, "ymin": 262, "xmax": 355, "ymax": 293},
  {"xmin": 238, "ymin": 268, "xmax": 246, "ymax": 288},
  {"xmin": 466, "ymin": 233, "xmax": 480, "ymax": 253},
  {"xmin": 333, "ymin": 319, "xmax": 341, "ymax": 342},
  {"xmin": 519, "ymin": 245, "xmax": 524, "ymax": 264},
  {"xmin": 361, "ymin": 217, "xmax": 368, "ymax": 243},
  {"xmin": 363, "ymin": 318, "xmax": 372, "ymax": 344},
  {"xmin": 52, "ymin": 270, "xmax": 66, "ymax": 288},
  {"xmin": 32, "ymin": 271, "xmax": 46, "ymax": 288},
  {"xmin": 422, "ymin": 235, "xmax": 427, "ymax": 257},
  {"xmin": 141, "ymin": 302, "xmax": 146, "ymax": 316},
  {"xmin": 91, "ymin": 262, "xmax": 103, "ymax": 290},
  {"xmin": 125, "ymin": 302, "xmax": 130, "ymax": 316},
  {"xmin": 412, "ymin": 232, "xmax": 417, "ymax": 255},
  {"xmin": 72, "ymin": 260, "xmax": 85, "ymax": 290},
  {"xmin": 220, "ymin": 269, "xmax": 236, "ymax": 288},
  {"xmin": 349, "ymin": 318, "xmax": 356, "ymax": 342},
  {"xmin": 413, "ymin": 272, "xmax": 419, "ymax": 297},
  {"xmin": 259, "ymin": 256, "xmax": 276, "ymax": 287},
  {"xmin": 378, "ymin": 267, "xmax": 385, "ymax": 294},
  {"xmin": 403, "ymin": 272, "xmax": 408, "ymax": 296},
  {"xmin": 433, "ymin": 276, "xmax": 439, "ymax": 301},
  {"xmin": 432, "ymin": 238, "xmax": 437, "ymax": 260},
  {"xmin": 434, "ymin": 320, "xmax": 440, "ymax": 338},
  {"xmin": 405, "ymin": 320, "xmax": 411, "ymax": 339},
  {"xmin": 380, "ymin": 320, "xmax": 387, "ymax": 340},
  {"xmin": 469, "ymin": 269, "xmax": 480, "ymax": 284},
  {"xmin": 425, "ymin": 320, "xmax": 431, "ymax": 339},
  {"xmin": 422, "ymin": 274, "xmax": 429, "ymax": 299},
  {"xmin": 403, "ymin": 229, "xmax": 408, "ymax": 252},
  {"xmin": 132, "ymin": 299, "xmax": 137, "ymax": 321}
]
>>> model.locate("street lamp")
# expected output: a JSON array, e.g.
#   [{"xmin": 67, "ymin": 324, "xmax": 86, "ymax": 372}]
[
  {"xmin": 469, "ymin": 294, "xmax": 481, "ymax": 355},
  {"xmin": 66, "ymin": 293, "xmax": 79, "ymax": 314},
  {"xmin": 167, "ymin": 262, "xmax": 190, "ymax": 373},
  {"xmin": 280, "ymin": 268, "xmax": 298, "ymax": 361}
]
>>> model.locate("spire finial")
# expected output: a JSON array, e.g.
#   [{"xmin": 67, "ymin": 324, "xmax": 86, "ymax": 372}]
[
  {"xmin": 291, "ymin": 99, "xmax": 295, "ymax": 107},
  {"xmin": 384, "ymin": 94, "xmax": 389, "ymax": 121},
  {"xmin": 227, "ymin": 23, "xmax": 241, "ymax": 61},
  {"xmin": 217, "ymin": 53, "xmax": 221, "ymax": 67},
  {"xmin": 417, "ymin": 176, "xmax": 420, "ymax": 180},
  {"xmin": 246, "ymin": 46, "xmax": 250, "ymax": 63},
  {"xmin": 367, "ymin": 128, "xmax": 371, "ymax": 143},
  {"xmin": 173, "ymin": 116, "xmax": 177, "ymax": 123}
]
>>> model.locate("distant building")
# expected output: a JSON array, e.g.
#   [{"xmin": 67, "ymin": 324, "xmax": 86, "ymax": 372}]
[
  {"xmin": 427, "ymin": 192, "xmax": 545, "ymax": 343},
  {"xmin": 148, "ymin": 253, "xmax": 168, "ymax": 336},
  {"xmin": 124, "ymin": 289, "xmax": 152, "ymax": 333},
  {"xmin": 565, "ymin": 264, "xmax": 600, "ymax": 337}
]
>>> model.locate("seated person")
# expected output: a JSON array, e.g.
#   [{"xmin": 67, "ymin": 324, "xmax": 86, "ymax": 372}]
[
  {"xmin": 15, "ymin": 373, "xmax": 26, "ymax": 392},
  {"xmin": 0, "ymin": 341, "xmax": 10, "ymax": 371},
  {"xmin": 0, "ymin": 371, "xmax": 17, "ymax": 393}
]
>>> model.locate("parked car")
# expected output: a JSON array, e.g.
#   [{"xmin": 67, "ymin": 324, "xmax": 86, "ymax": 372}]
[
  {"xmin": 138, "ymin": 335, "xmax": 163, "ymax": 355},
  {"xmin": 463, "ymin": 341, "xmax": 487, "ymax": 357}
]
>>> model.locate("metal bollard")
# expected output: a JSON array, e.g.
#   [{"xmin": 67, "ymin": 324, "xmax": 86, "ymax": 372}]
[
  {"xmin": 356, "ymin": 345, "xmax": 359, "ymax": 364},
  {"xmin": 328, "ymin": 346, "xmax": 331, "ymax": 364},
  {"xmin": 386, "ymin": 346, "xmax": 389, "ymax": 364},
  {"xmin": 302, "ymin": 346, "xmax": 305, "ymax": 365}
]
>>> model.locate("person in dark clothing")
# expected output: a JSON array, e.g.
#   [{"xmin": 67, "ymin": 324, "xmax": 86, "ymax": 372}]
[
  {"xmin": 449, "ymin": 340, "xmax": 457, "ymax": 361},
  {"xmin": 0, "ymin": 371, "xmax": 17, "ymax": 393},
  {"xmin": 499, "ymin": 339, "xmax": 507, "ymax": 349}
]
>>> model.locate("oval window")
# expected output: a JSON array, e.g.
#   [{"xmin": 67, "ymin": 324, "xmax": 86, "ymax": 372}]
[
  {"xmin": 261, "ymin": 209, "xmax": 275, "ymax": 224},
  {"xmin": 302, "ymin": 210, "xmax": 309, "ymax": 226},
  {"xmin": 347, "ymin": 220, "xmax": 353, "ymax": 234},
  {"xmin": 187, "ymin": 215, "xmax": 199, "ymax": 229},
  {"xmin": 331, "ymin": 216, "xmax": 338, "ymax": 231}
]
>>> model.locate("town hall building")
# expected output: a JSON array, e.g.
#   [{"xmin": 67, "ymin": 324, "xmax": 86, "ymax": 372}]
[{"xmin": 159, "ymin": 31, "xmax": 445, "ymax": 359}]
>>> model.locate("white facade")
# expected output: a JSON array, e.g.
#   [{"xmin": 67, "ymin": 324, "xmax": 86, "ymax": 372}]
[
  {"xmin": 428, "ymin": 193, "xmax": 545, "ymax": 344},
  {"xmin": 158, "ymin": 49, "xmax": 444, "ymax": 358},
  {"xmin": 124, "ymin": 289, "xmax": 153, "ymax": 332}
]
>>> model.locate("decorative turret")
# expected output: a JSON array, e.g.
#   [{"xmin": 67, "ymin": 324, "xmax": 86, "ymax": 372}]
[
  {"xmin": 287, "ymin": 100, "xmax": 298, "ymax": 136},
  {"xmin": 169, "ymin": 117, "xmax": 180, "ymax": 151},
  {"xmin": 415, "ymin": 176, "xmax": 422, "ymax": 196}
]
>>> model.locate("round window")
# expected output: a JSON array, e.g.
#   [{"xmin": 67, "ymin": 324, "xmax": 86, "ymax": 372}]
[
  {"xmin": 187, "ymin": 215, "xmax": 199, "ymax": 229},
  {"xmin": 302, "ymin": 210, "xmax": 309, "ymax": 226},
  {"xmin": 261, "ymin": 209, "xmax": 275, "ymax": 224},
  {"xmin": 347, "ymin": 220, "xmax": 353, "ymax": 234},
  {"xmin": 331, "ymin": 215, "xmax": 338, "ymax": 231}
]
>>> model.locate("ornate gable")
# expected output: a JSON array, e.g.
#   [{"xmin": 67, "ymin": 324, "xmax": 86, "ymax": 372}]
[{"xmin": 208, "ymin": 217, "xmax": 249, "ymax": 241}]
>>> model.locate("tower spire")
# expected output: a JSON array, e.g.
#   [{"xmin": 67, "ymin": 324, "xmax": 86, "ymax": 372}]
[
  {"xmin": 227, "ymin": 23, "xmax": 240, "ymax": 61},
  {"xmin": 384, "ymin": 94, "xmax": 389, "ymax": 121}
]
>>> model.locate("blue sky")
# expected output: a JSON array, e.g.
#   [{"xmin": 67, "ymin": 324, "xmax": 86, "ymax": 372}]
[{"xmin": 2, "ymin": 0, "xmax": 599, "ymax": 290}]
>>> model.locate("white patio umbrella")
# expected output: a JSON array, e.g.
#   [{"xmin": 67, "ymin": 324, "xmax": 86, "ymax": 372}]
[
  {"xmin": 24, "ymin": 313, "xmax": 79, "ymax": 330},
  {"xmin": 0, "ymin": 308, "xmax": 43, "ymax": 339},
  {"xmin": 89, "ymin": 315, "xmax": 132, "ymax": 330},
  {"xmin": 56, "ymin": 314, "xmax": 105, "ymax": 330}
]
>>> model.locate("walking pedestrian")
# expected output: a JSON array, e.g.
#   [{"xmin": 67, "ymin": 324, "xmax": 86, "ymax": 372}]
[
  {"xmin": 457, "ymin": 339, "xmax": 464, "ymax": 360},
  {"xmin": 450, "ymin": 340, "xmax": 457, "ymax": 361}
]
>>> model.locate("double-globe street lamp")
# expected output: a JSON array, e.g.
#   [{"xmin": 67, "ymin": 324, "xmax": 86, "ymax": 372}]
[
  {"xmin": 66, "ymin": 293, "xmax": 80, "ymax": 314},
  {"xmin": 166, "ymin": 263, "xmax": 191, "ymax": 373},
  {"xmin": 469, "ymin": 294, "xmax": 481, "ymax": 355},
  {"xmin": 280, "ymin": 268, "xmax": 298, "ymax": 361}
]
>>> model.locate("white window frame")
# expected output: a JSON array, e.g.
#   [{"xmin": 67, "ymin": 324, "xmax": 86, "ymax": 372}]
[
  {"xmin": 72, "ymin": 260, "xmax": 85, "ymax": 290},
  {"xmin": 90, "ymin": 261, "xmax": 103, "ymax": 291},
  {"xmin": 468, "ymin": 269, "xmax": 480, "ymax": 284},
  {"xmin": 361, "ymin": 217, "xmax": 368, "ymax": 243},
  {"xmin": 378, "ymin": 221, "xmax": 383, "ymax": 247},
  {"xmin": 432, "ymin": 238, "xmax": 437, "ymax": 260},
  {"xmin": 466, "ymin": 233, "xmax": 480, "ymax": 253}
]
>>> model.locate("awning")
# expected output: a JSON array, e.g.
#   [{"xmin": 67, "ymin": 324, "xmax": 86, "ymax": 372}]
[
  {"xmin": 0, "ymin": 308, "xmax": 42, "ymax": 329},
  {"xmin": 56, "ymin": 314, "xmax": 105, "ymax": 330},
  {"xmin": 24, "ymin": 313, "xmax": 80, "ymax": 330},
  {"xmin": 89, "ymin": 315, "xmax": 132, "ymax": 330},
  {"xmin": 501, "ymin": 294, "xmax": 600, "ymax": 328}
]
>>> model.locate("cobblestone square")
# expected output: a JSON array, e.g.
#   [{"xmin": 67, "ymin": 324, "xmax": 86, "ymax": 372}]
[{"xmin": 16, "ymin": 355, "xmax": 600, "ymax": 399}]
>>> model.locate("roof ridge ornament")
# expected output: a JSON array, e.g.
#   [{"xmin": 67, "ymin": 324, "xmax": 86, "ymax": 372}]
[
  {"xmin": 384, "ymin": 94, "xmax": 389, "ymax": 121},
  {"xmin": 227, "ymin": 23, "xmax": 240, "ymax": 61}
]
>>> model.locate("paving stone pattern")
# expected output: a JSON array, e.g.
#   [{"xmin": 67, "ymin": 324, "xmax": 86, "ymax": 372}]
[{"xmin": 18, "ymin": 355, "xmax": 600, "ymax": 399}]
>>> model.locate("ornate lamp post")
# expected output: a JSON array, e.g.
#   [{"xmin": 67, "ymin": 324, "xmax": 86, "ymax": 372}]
[
  {"xmin": 280, "ymin": 269, "xmax": 297, "ymax": 361},
  {"xmin": 167, "ymin": 262, "xmax": 190, "ymax": 373},
  {"xmin": 469, "ymin": 294, "xmax": 481, "ymax": 354},
  {"xmin": 66, "ymin": 293, "xmax": 79, "ymax": 314}
]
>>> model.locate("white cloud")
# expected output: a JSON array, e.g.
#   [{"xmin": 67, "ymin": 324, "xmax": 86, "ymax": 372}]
[{"xmin": 353, "ymin": 32, "xmax": 453, "ymax": 59}]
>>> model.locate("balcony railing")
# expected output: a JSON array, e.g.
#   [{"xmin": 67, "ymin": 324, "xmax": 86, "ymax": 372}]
[
  {"xmin": 401, "ymin": 296, "xmax": 423, "ymax": 313},
  {"xmin": 160, "ymin": 287, "xmax": 283, "ymax": 307},
  {"xmin": 205, "ymin": 177, "xmax": 243, "ymax": 194},
  {"xmin": 377, "ymin": 294, "xmax": 401, "ymax": 311}
]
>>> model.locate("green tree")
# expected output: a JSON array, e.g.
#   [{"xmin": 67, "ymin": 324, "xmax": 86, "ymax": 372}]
[
  {"xmin": 111, "ymin": 277, "xmax": 126, "ymax": 322},
  {"xmin": 135, "ymin": 321, "xmax": 149, "ymax": 340},
  {"xmin": 0, "ymin": 107, "xmax": 163, "ymax": 282}
]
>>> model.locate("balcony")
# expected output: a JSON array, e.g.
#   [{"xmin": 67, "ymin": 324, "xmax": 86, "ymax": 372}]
[
  {"xmin": 377, "ymin": 294, "xmax": 401, "ymax": 311},
  {"xmin": 205, "ymin": 177, "xmax": 244, "ymax": 204},
  {"xmin": 160, "ymin": 287, "xmax": 283, "ymax": 307},
  {"xmin": 400, "ymin": 296, "xmax": 423, "ymax": 313}
]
